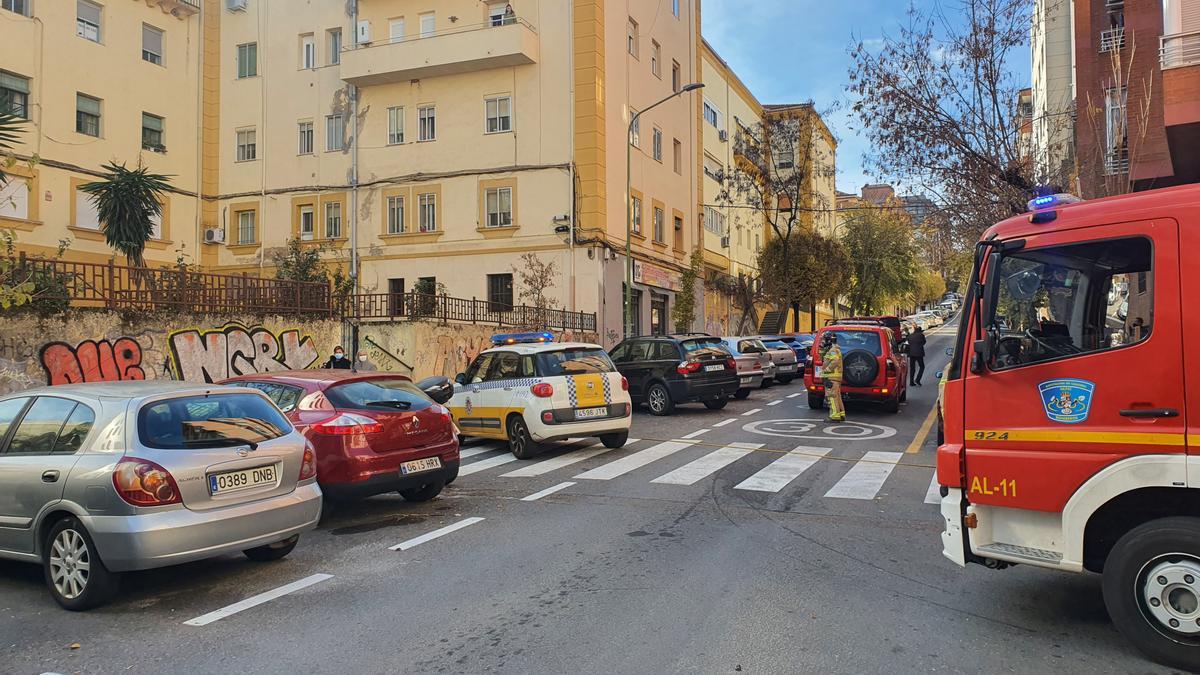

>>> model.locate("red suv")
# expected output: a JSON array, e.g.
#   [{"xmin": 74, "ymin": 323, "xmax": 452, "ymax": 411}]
[
  {"xmin": 804, "ymin": 325, "xmax": 908, "ymax": 413},
  {"xmin": 221, "ymin": 371, "xmax": 459, "ymax": 501}
]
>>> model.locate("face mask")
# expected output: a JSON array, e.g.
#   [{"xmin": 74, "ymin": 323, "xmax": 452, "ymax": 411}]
[
  {"xmin": 334, "ymin": 352, "xmax": 344, "ymax": 359},
  {"xmin": 359, "ymin": 355, "xmax": 368, "ymax": 362}
]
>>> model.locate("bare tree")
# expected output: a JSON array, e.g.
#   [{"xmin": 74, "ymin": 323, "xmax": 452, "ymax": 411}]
[{"xmin": 1079, "ymin": 32, "xmax": 1155, "ymax": 198}]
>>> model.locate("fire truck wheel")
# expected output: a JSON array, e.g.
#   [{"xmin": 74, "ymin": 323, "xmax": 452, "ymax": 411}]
[{"xmin": 1102, "ymin": 516, "xmax": 1200, "ymax": 672}]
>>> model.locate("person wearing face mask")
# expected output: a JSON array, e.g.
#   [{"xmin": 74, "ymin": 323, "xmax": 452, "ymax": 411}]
[
  {"xmin": 355, "ymin": 352, "xmax": 377, "ymax": 371},
  {"xmin": 324, "ymin": 346, "xmax": 352, "ymax": 369}
]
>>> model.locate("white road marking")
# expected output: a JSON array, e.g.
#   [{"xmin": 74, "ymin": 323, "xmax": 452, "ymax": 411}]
[
  {"xmin": 825, "ymin": 451, "xmax": 904, "ymax": 500},
  {"xmin": 183, "ymin": 574, "xmax": 333, "ymax": 626},
  {"xmin": 521, "ymin": 481, "xmax": 576, "ymax": 502},
  {"xmin": 574, "ymin": 440, "xmax": 699, "ymax": 481},
  {"xmin": 742, "ymin": 408, "xmax": 763, "ymax": 417},
  {"xmin": 459, "ymin": 445, "xmax": 501, "ymax": 459},
  {"xmin": 713, "ymin": 418, "xmax": 737, "ymax": 427},
  {"xmin": 389, "ymin": 517, "xmax": 486, "ymax": 551},
  {"xmin": 767, "ymin": 400, "xmax": 783, "ymax": 406},
  {"xmin": 499, "ymin": 441, "xmax": 635, "ymax": 477},
  {"xmin": 786, "ymin": 393, "xmax": 802, "ymax": 399},
  {"xmin": 650, "ymin": 442, "xmax": 763, "ymax": 485},
  {"xmin": 925, "ymin": 473, "xmax": 942, "ymax": 504},
  {"xmin": 460, "ymin": 452, "xmax": 521, "ymax": 476},
  {"xmin": 681, "ymin": 428, "xmax": 710, "ymax": 439},
  {"xmin": 735, "ymin": 446, "xmax": 831, "ymax": 493}
]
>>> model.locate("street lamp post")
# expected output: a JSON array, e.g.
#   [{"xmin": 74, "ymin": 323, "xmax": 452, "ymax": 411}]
[{"xmin": 624, "ymin": 82, "xmax": 705, "ymax": 339}]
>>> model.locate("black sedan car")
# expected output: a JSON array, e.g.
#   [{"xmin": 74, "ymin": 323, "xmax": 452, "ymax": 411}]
[{"xmin": 608, "ymin": 334, "xmax": 740, "ymax": 415}]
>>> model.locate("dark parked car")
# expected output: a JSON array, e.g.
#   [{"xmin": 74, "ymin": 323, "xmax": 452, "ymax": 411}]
[
  {"xmin": 608, "ymin": 334, "xmax": 740, "ymax": 415},
  {"xmin": 776, "ymin": 333, "xmax": 816, "ymax": 368},
  {"xmin": 221, "ymin": 371, "xmax": 459, "ymax": 501}
]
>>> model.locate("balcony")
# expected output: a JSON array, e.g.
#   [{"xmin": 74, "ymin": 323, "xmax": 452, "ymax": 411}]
[
  {"xmin": 1161, "ymin": 31, "xmax": 1200, "ymax": 69},
  {"xmin": 341, "ymin": 18, "xmax": 539, "ymax": 87},
  {"xmin": 1105, "ymin": 147, "xmax": 1130, "ymax": 175},
  {"xmin": 143, "ymin": 0, "xmax": 201, "ymax": 18},
  {"xmin": 1100, "ymin": 27, "xmax": 1125, "ymax": 53}
]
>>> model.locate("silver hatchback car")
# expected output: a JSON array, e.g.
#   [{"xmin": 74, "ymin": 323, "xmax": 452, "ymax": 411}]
[{"xmin": 0, "ymin": 382, "xmax": 323, "ymax": 610}]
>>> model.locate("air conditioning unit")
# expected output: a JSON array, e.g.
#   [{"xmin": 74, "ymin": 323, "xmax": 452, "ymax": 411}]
[
  {"xmin": 226, "ymin": 0, "xmax": 247, "ymax": 11},
  {"xmin": 720, "ymin": 235, "xmax": 730, "ymax": 248},
  {"xmin": 203, "ymin": 228, "xmax": 225, "ymax": 244},
  {"xmin": 357, "ymin": 20, "xmax": 372, "ymax": 44},
  {"xmin": 718, "ymin": 129, "xmax": 729, "ymax": 142}
]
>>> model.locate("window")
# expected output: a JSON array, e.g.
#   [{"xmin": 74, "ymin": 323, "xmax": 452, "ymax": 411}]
[
  {"xmin": 326, "ymin": 114, "xmax": 344, "ymax": 151},
  {"xmin": 653, "ymin": 206, "xmax": 664, "ymax": 242},
  {"xmin": 650, "ymin": 295, "xmax": 667, "ymax": 336},
  {"xmin": 387, "ymin": 106, "xmax": 404, "ymax": 144},
  {"xmin": 142, "ymin": 24, "xmax": 164, "ymax": 65},
  {"xmin": 703, "ymin": 99, "xmax": 720, "ymax": 128},
  {"xmin": 630, "ymin": 110, "xmax": 640, "ymax": 147},
  {"xmin": 485, "ymin": 96, "xmax": 512, "ymax": 133},
  {"xmin": 76, "ymin": 93, "xmax": 100, "ymax": 137},
  {"xmin": 299, "ymin": 205, "xmax": 314, "ymax": 240},
  {"xmin": 672, "ymin": 60, "xmax": 681, "ymax": 93},
  {"xmin": 487, "ymin": 273, "xmax": 513, "ymax": 311},
  {"xmin": 0, "ymin": 70, "xmax": 30, "ymax": 118},
  {"xmin": 673, "ymin": 0, "xmax": 680, "ymax": 18},
  {"xmin": 138, "ymin": 394, "xmax": 290, "ymax": 450},
  {"xmin": 327, "ymin": 28, "xmax": 342, "ymax": 65},
  {"xmin": 419, "ymin": 12, "xmax": 435, "ymax": 38},
  {"xmin": 651, "ymin": 40, "xmax": 661, "ymax": 77},
  {"xmin": 141, "ymin": 113, "xmax": 164, "ymax": 151},
  {"xmin": 325, "ymin": 202, "xmax": 342, "ymax": 239},
  {"xmin": 150, "ymin": 209, "xmax": 163, "ymax": 240},
  {"xmin": 236, "ymin": 210, "xmax": 256, "ymax": 244},
  {"xmin": 485, "ymin": 187, "xmax": 513, "ymax": 228},
  {"xmin": 386, "ymin": 195, "xmax": 405, "ymax": 234},
  {"xmin": 54, "ymin": 403, "xmax": 95, "ymax": 455},
  {"xmin": 237, "ymin": 42, "xmax": 258, "ymax": 78},
  {"xmin": 987, "ymin": 237, "xmax": 1153, "ymax": 369},
  {"xmin": 703, "ymin": 153, "xmax": 723, "ymax": 180},
  {"xmin": 418, "ymin": 193, "xmax": 436, "ymax": 232},
  {"xmin": 631, "ymin": 196, "xmax": 642, "ymax": 235},
  {"xmin": 77, "ymin": 0, "xmax": 101, "ymax": 42},
  {"xmin": 326, "ymin": 379, "xmax": 433, "ymax": 412},
  {"xmin": 7, "ymin": 397, "xmax": 80, "ymax": 455},
  {"xmin": 418, "ymin": 106, "xmax": 436, "ymax": 141},
  {"xmin": 241, "ymin": 382, "xmax": 304, "ymax": 414},
  {"xmin": 489, "ymin": 3, "xmax": 515, "ymax": 26},
  {"xmin": 625, "ymin": 286, "xmax": 643, "ymax": 336},
  {"xmin": 75, "ymin": 189, "xmax": 100, "ymax": 230},
  {"xmin": 673, "ymin": 215, "xmax": 683, "ymax": 250},
  {"xmin": 464, "ymin": 352, "xmax": 495, "ymax": 383},
  {"xmin": 703, "ymin": 206, "xmax": 726, "ymax": 235},
  {"xmin": 534, "ymin": 347, "xmax": 617, "ymax": 376},
  {"xmin": 2, "ymin": 0, "xmax": 31, "ymax": 16},
  {"xmin": 0, "ymin": 177, "xmax": 29, "ymax": 220},
  {"xmin": 389, "ymin": 17, "xmax": 405, "ymax": 42},
  {"xmin": 387, "ymin": 278, "xmax": 405, "ymax": 316},
  {"xmin": 301, "ymin": 34, "xmax": 316, "ymax": 69},
  {"xmin": 627, "ymin": 18, "xmax": 639, "ymax": 58},
  {"xmin": 1105, "ymin": 87, "xmax": 1128, "ymax": 174},
  {"xmin": 236, "ymin": 128, "xmax": 256, "ymax": 161},
  {"xmin": 652, "ymin": 128, "xmax": 663, "ymax": 162},
  {"xmin": 298, "ymin": 120, "xmax": 314, "ymax": 154},
  {"xmin": 673, "ymin": 138, "xmax": 682, "ymax": 174}
]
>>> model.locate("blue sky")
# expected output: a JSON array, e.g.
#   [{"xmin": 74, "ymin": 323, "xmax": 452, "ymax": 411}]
[{"xmin": 701, "ymin": 0, "xmax": 1031, "ymax": 196}]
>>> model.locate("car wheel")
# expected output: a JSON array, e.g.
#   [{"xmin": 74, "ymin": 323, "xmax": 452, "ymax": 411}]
[
  {"xmin": 1102, "ymin": 517, "xmax": 1200, "ymax": 672},
  {"xmin": 777, "ymin": 375, "xmax": 794, "ymax": 385},
  {"xmin": 244, "ymin": 535, "xmax": 299, "ymax": 562},
  {"xmin": 506, "ymin": 414, "xmax": 541, "ymax": 459},
  {"xmin": 645, "ymin": 383, "xmax": 674, "ymax": 416},
  {"xmin": 600, "ymin": 432, "xmax": 629, "ymax": 449},
  {"xmin": 734, "ymin": 388, "xmax": 751, "ymax": 400},
  {"xmin": 883, "ymin": 397, "xmax": 900, "ymax": 414},
  {"xmin": 760, "ymin": 378, "xmax": 774, "ymax": 389},
  {"xmin": 443, "ymin": 462, "xmax": 459, "ymax": 486},
  {"xmin": 704, "ymin": 399, "xmax": 728, "ymax": 410},
  {"xmin": 807, "ymin": 394, "xmax": 825, "ymax": 410},
  {"xmin": 400, "ymin": 481, "xmax": 445, "ymax": 503},
  {"xmin": 43, "ymin": 516, "xmax": 119, "ymax": 611}
]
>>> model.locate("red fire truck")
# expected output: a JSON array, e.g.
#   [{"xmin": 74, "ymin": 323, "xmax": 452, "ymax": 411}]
[{"xmin": 938, "ymin": 185, "xmax": 1200, "ymax": 670}]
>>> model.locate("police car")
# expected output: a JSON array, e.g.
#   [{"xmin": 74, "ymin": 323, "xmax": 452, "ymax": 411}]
[{"xmin": 448, "ymin": 333, "xmax": 633, "ymax": 458}]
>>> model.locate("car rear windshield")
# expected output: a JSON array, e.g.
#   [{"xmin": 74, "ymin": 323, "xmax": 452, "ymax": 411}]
[
  {"xmin": 681, "ymin": 338, "xmax": 725, "ymax": 354},
  {"xmin": 762, "ymin": 339, "xmax": 788, "ymax": 349},
  {"xmin": 829, "ymin": 331, "xmax": 883, "ymax": 356},
  {"xmin": 139, "ymin": 393, "xmax": 291, "ymax": 449},
  {"xmin": 535, "ymin": 348, "xmax": 616, "ymax": 376},
  {"xmin": 326, "ymin": 379, "xmax": 432, "ymax": 412}
]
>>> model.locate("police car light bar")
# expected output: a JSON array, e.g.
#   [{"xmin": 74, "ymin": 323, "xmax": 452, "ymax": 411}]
[{"xmin": 491, "ymin": 331, "xmax": 555, "ymax": 345}]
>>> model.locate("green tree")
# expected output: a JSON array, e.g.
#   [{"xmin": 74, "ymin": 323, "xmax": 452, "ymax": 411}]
[
  {"xmin": 271, "ymin": 237, "xmax": 354, "ymax": 311},
  {"xmin": 910, "ymin": 267, "xmax": 947, "ymax": 308},
  {"xmin": 758, "ymin": 229, "xmax": 850, "ymax": 332},
  {"xmin": 672, "ymin": 249, "xmax": 702, "ymax": 332},
  {"xmin": 79, "ymin": 162, "xmax": 172, "ymax": 269},
  {"xmin": 0, "ymin": 112, "xmax": 25, "ymax": 186},
  {"xmin": 840, "ymin": 206, "xmax": 918, "ymax": 314}
]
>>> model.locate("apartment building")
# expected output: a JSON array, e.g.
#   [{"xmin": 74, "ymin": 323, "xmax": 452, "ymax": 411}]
[
  {"xmin": 1030, "ymin": 0, "xmax": 1076, "ymax": 184},
  {"xmin": 0, "ymin": 0, "xmax": 204, "ymax": 265},
  {"xmin": 1074, "ymin": 0, "xmax": 1200, "ymax": 196}
]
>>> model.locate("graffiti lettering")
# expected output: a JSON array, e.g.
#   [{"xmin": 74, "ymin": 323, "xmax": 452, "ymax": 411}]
[
  {"xmin": 168, "ymin": 323, "xmax": 319, "ymax": 383},
  {"xmin": 40, "ymin": 338, "xmax": 147, "ymax": 386}
]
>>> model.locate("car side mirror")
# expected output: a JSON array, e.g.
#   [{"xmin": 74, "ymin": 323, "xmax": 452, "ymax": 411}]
[
  {"xmin": 936, "ymin": 370, "xmax": 944, "ymax": 380},
  {"xmin": 454, "ymin": 373, "xmax": 467, "ymax": 385}
]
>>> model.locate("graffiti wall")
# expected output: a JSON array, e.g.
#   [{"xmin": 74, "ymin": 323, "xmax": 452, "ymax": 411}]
[{"xmin": 0, "ymin": 312, "xmax": 343, "ymax": 395}]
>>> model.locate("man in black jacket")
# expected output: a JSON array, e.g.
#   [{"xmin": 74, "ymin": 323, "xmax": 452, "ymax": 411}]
[{"xmin": 908, "ymin": 327, "xmax": 927, "ymax": 386}]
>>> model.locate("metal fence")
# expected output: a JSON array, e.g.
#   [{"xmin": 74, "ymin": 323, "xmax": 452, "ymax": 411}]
[{"xmin": 345, "ymin": 292, "xmax": 597, "ymax": 332}]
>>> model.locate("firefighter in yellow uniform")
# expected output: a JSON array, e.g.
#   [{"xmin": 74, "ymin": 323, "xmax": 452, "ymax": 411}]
[{"xmin": 820, "ymin": 332, "xmax": 845, "ymax": 422}]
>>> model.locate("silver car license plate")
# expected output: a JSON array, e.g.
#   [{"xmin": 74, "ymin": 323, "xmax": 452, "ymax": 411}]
[
  {"xmin": 574, "ymin": 407, "xmax": 607, "ymax": 420},
  {"xmin": 209, "ymin": 465, "xmax": 277, "ymax": 495},
  {"xmin": 740, "ymin": 377, "xmax": 752, "ymax": 385},
  {"xmin": 400, "ymin": 457, "xmax": 442, "ymax": 475}
]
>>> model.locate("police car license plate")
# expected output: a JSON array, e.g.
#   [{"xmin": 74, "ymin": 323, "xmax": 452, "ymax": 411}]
[
  {"xmin": 704, "ymin": 365, "xmax": 724, "ymax": 372},
  {"xmin": 209, "ymin": 465, "xmax": 277, "ymax": 495},
  {"xmin": 400, "ymin": 457, "xmax": 442, "ymax": 475},
  {"xmin": 574, "ymin": 407, "xmax": 607, "ymax": 420}
]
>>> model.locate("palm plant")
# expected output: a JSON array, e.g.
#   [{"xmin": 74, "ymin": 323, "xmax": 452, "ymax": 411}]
[
  {"xmin": 0, "ymin": 112, "xmax": 26, "ymax": 185},
  {"xmin": 79, "ymin": 162, "xmax": 172, "ymax": 269}
]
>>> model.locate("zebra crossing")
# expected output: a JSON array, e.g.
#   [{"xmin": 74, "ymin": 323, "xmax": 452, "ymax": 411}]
[{"xmin": 455, "ymin": 436, "xmax": 939, "ymax": 504}]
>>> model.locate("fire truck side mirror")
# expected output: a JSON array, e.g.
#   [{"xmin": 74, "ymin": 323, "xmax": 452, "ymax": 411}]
[{"xmin": 970, "ymin": 339, "xmax": 988, "ymax": 374}]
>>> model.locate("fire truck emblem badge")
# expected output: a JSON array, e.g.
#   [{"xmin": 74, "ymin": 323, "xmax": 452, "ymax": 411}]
[{"xmin": 1038, "ymin": 379, "xmax": 1095, "ymax": 424}]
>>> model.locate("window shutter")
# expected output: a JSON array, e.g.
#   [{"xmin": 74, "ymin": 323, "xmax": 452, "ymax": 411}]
[
  {"xmin": 77, "ymin": 94, "xmax": 100, "ymax": 116},
  {"xmin": 143, "ymin": 25, "xmax": 163, "ymax": 55},
  {"xmin": 0, "ymin": 71, "xmax": 29, "ymax": 94},
  {"xmin": 77, "ymin": 0, "xmax": 101, "ymax": 26}
]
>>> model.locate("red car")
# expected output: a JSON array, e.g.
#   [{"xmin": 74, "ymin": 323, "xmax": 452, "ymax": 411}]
[
  {"xmin": 804, "ymin": 325, "xmax": 908, "ymax": 413},
  {"xmin": 221, "ymin": 371, "xmax": 459, "ymax": 501}
]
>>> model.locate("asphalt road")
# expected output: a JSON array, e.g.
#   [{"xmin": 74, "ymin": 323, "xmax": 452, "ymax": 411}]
[{"xmin": 0, "ymin": 322, "xmax": 1177, "ymax": 674}]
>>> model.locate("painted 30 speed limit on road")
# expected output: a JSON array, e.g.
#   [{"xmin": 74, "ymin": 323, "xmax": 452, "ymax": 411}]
[{"xmin": 741, "ymin": 418, "xmax": 897, "ymax": 441}]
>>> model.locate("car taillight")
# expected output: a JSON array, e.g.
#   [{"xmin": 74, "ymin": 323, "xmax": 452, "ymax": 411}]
[
  {"xmin": 620, "ymin": 376, "xmax": 629, "ymax": 391},
  {"xmin": 113, "ymin": 458, "xmax": 181, "ymax": 507},
  {"xmin": 677, "ymin": 360, "xmax": 702, "ymax": 375},
  {"xmin": 531, "ymin": 383, "xmax": 554, "ymax": 398},
  {"xmin": 311, "ymin": 412, "xmax": 384, "ymax": 435},
  {"xmin": 299, "ymin": 445, "xmax": 317, "ymax": 481},
  {"xmin": 726, "ymin": 358, "xmax": 736, "ymax": 370}
]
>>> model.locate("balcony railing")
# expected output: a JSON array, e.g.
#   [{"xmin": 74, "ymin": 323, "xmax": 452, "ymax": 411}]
[
  {"xmin": 341, "ymin": 18, "xmax": 539, "ymax": 86},
  {"xmin": 344, "ymin": 292, "xmax": 597, "ymax": 332},
  {"xmin": 1100, "ymin": 27, "xmax": 1126, "ymax": 52},
  {"xmin": 149, "ymin": 0, "xmax": 201, "ymax": 16},
  {"xmin": 1161, "ymin": 31, "xmax": 1200, "ymax": 69},
  {"xmin": 1105, "ymin": 147, "xmax": 1130, "ymax": 175}
]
